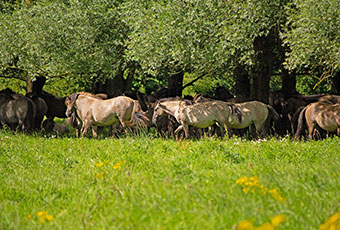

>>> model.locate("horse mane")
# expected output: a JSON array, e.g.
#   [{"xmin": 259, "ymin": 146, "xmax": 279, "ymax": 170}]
[
  {"xmin": 77, "ymin": 92, "xmax": 108, "ymax": 99},
  {"xmin": 229, "ymin": 104, "xmax": 242, "ymax": 123},
  {"xmin": 78, "ymin": 92, "xmax": 97, "ymax": 97},
  {"xmin": 156, "ymin": 97, "xmax": 185, "ymax": 103}
]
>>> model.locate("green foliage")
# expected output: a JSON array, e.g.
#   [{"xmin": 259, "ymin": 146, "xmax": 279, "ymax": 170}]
[
  {"xmin": 1, "ymin": 131, "xmax": 340, "ymax": 229},
  {"xmin": 0, "ymin": 0, "xmax": 338, "ymax": 96},
  {"xmin": 284, "ymin": 0, "xmax": 340, "ymax": 73},
  {"xmin": 0, "ymin": 0, "xmax": 128, "ymax": 87}
]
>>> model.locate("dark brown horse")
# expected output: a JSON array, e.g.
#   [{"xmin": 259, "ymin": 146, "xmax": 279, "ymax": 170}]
[
  {"xmin": 0, "ymin": 88, "xmax": 35, "ymax": 131},
  {"xmin": 40, "ymin": 90, "xmax": 67, "ymax": 120},
  {"xmin": 295, "ymin": 102, "xmax": 340, "ymax": 139},
  {"xmin": 26, "ymin": 93, "xmax": 48, "ymax": 130}
]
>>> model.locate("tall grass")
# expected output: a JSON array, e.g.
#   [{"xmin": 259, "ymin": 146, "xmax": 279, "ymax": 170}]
[{"xmin": 0, "ymin": 130, "xmax": 339, "ymax": 229}]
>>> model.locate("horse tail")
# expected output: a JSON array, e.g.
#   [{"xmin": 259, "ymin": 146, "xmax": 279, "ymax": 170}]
[
  {"xmin": 126, "ymin": 101, "xmax": 150, "ymax": 128},
  {"xmin": 294, "ymin": 105, "xmax": 308, "ymax": 138},
  {"xmin": 267, "ymin": 105, "xmax": 280, "ymax": 121},
  {"xmin": 24, "ymin": 98, "xmax": 36, "ymax": 131}
]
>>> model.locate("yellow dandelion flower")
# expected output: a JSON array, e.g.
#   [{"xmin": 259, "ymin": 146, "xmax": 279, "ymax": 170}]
[
  {"xmin": 236, "ymin": 176, "xmax": 247, "ymax": 185},
  {"xmin": 328, "ymin": 213, "xmax": 340, "ymax": 224},
  {"xmin": 96, "ymin": 172, "xmax": 105, "ymax": 178},
  {"xmin": 269, "ymin": 188, "xmax": 285, "ymax": 202},
  {"xmin": 256, "ymin": 222, "xmax": 274, "ymax": 230},
  {"xmin": 25, "ymin": 214, "xmax": 32, "ymax": 222},
  {"xmin": 113, "ymin": 161, "xmax": 126, "ymax": 169},
  {"xmin": 271, "ymin": 214, "xmax": 286, "ymax": 227},
  {"xmin": 237, "ymin": 219, "xmax": 255, "ymax": 230},
  {"xmin": 37, "ymin": 211, "xmax": 48, "ymax": 217},
  {"xmin": 321, "ymin": 213, "xmax": 340, "ymax": 230},
  {"xmin": 45, "ymin": 215, "xmax": 54, "ymax": 221},
  {"xmin": 96, "ymin": 162, "xmax": 104, "ymax": 168},
  {"xmin": 320, "ymin": 223, "xmax": 329, "ymax": 230}
]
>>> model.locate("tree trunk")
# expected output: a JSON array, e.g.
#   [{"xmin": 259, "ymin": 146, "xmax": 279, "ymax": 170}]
[
  {"xmin": 277, "ymin": 31, "xmax": 297, "ymax": 96},
  {"xmin": 92, "ymin": 62, "xmax": 136, "ymax": 98},
  {"xmin": 251, "ymin": 32, "xmax": 275, "ymax": 103},
  {"xmin": 26, "ymin": 76, "xmax": 33, "ymax": 94},
  {"xmin": 168, "ymin": 71, "xmax": 184, "ymax": 97},
  {"xmin": 234, "ymin": 65, "xmax": 250, "ymax": 100},
  {"xmin": 281, "ymin": 69, "xmax": 297, "ymax": 95}
]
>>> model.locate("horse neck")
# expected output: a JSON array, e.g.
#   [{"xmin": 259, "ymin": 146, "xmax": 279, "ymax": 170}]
[{"xmin": 161, "ymin": 101, "xmax": 181, "ymax": 116}]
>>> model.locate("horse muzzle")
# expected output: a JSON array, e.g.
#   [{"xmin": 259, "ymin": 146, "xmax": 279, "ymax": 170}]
[{"xmin": 65, "ymin": 110, "xmax": 72, "ymax": 118}]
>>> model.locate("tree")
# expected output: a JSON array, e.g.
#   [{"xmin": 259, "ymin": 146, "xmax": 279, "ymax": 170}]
[
  {"xmin": 0, "ymin": 0, "xmax": 131, "ymax": 96},
  {"xmin": 284, "ymin": 0, "xmax": 340, "ymax": 93},
  {"xmin": 124, "ymin": 0, "xmax": 295, "ymax": 102}
]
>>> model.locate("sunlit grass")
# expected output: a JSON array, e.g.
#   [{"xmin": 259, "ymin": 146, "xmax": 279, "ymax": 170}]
[{"xmin": 0, "ymin": 130, "xmax": 339, "ymax": 229}]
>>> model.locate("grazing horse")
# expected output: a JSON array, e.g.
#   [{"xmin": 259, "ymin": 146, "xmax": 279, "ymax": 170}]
[
  {"xmin": 152, "ymin": 99, "xmax": 235, "ymax": 139},
  {"xmin": 43, "ymin": 118, "xmax": 69, "ymax": 134},
  {"xmin": 294, "ymin": 102, "xmax": 340, "ymax": 139},
  {"xmin": 65, "ymin": 93, "xmax": 148, "ymax": 138},
  {"xmin": 0, "ymin": 88, "xmax": 35, "ymax": 131}
]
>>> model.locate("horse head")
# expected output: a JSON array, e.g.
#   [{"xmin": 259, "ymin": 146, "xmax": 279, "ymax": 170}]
[
  {"xmin": 152, "ymin": 102, "xmax": 165, "ymax": 125},
  {"xmin": 65, "ymin": 93, "xmax": 80, "ymax": 117}
]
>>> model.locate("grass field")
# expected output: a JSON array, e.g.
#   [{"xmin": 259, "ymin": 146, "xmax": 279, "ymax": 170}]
[{"xmin": 0, "ymin": 130, "xmax": 340, "ymax": 230}]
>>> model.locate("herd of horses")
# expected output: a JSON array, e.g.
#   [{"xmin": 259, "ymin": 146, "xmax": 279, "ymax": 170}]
[{"xmin": 1, "ymin": 87, "xmax": 340, "ymax": 140}]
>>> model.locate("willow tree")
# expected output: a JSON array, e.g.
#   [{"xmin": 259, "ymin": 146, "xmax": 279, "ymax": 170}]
[
  {"xmin": 0, "ymin": 0, "xmax": 131, "ymax": 96},
  {"xmin": 123, "ymin": 1, "xmax": 233, "ymax": 97},
  {"xmin": 124, "ymin": 0, "xmax": 293, "ymax": 102},
  {"xmin": 284, "ymin": 0, "xmax": 340, "ymax": 93}
]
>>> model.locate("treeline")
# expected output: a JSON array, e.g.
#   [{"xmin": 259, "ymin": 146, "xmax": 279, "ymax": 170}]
[{"xmin": 0, "ymin": 0, "xmax": 339, "ymax": 102}]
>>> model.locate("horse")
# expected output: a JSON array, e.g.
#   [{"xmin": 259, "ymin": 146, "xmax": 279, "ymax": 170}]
[
  {"xmin": 40, "ymin": 90, "xmax": 67, "ymax": 120},
  {"xmin": 26, "ymin": 93, "xmax": 48, "ymax": 130},
  {"xmin": 65, "ymin": 93, "xmax": 148, "ymax": 138},
  {"xmin": 66, "ymin": 92, "xmax": 108, "ymax": 137},
  {"xmin": 151, "ymin": 98, "xmax": 193, "ymax": 138},
  {"xmin": 43, "ymin": 118, "xmax": 69, "ymax": 134},
  {"xmin": 152, "ymin": 99, "xmax": 235, "ymax": 139},
  {"xmin": 0, "ymin": 88, "xmax": 36, "ymax": 131},
  {"xmin": 224, "ymin": 101, "xmax": 280, "ymax": 137},
  {"xmin": 294, "ymin": 102, "xmax": 340, "ymax": 139},
  {"xmin": 318, "ymin": 95, "xmax": 340, "ymax": 104},
  {"xmin": 194, "ymin": 96, "xmax": 279, "ymax": 137}
]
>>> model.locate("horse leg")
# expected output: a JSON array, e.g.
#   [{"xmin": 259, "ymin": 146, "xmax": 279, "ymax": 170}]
[
  {"xmin": 307, "ymin": 124, "xmax": 314, "ymax": 140},
  {"xmin": 305, "ymin": 117, "xmax": 315, "ymax": 140},
  {"xmin": 174, "ymin": 125, "xmax": 183, "ymax": 140},
  {"xmin": 182, "ymin": 124, "xmax": 190, "ymax": 139},
  {"xmin": 81, "ymin": 121, "xmax": 91, "ymax": 138},
  {"xmin": 92, "ymin": 126, "xmax": 98, "ymax": 139}
]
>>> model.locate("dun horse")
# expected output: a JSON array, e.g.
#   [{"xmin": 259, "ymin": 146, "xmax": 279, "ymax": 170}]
[
  {"xmin": 153, "ymin": 99, "xmax": 279, "ymax": 139},
  {"xmin": 225, "ymin": 101, "xmax": 280, "ymax": 137},
  {"xmin": 152, "ymin": 99, "xmax": 236, "ymax": 139},
  {"xmin": 66, "ymin": 92, "xmax": 108, "ymax": 137},
  {"xmin": 294, "ymin": 102, "xmax": 340, "ymax": 139},
  {"xmin": 65, "ymin": 93, "xmax": 148, "ymax": 138}
]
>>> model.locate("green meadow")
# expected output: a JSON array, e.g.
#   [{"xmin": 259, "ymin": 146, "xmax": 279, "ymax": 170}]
[{"xmin": 0, "ymin": 130, "xmax": 339, "ymax": 230}]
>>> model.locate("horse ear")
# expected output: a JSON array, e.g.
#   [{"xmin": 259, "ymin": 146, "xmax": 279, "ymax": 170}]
[{"xmin": 68, "ymin": 93, "xmax": 80, "ymax": 107}]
